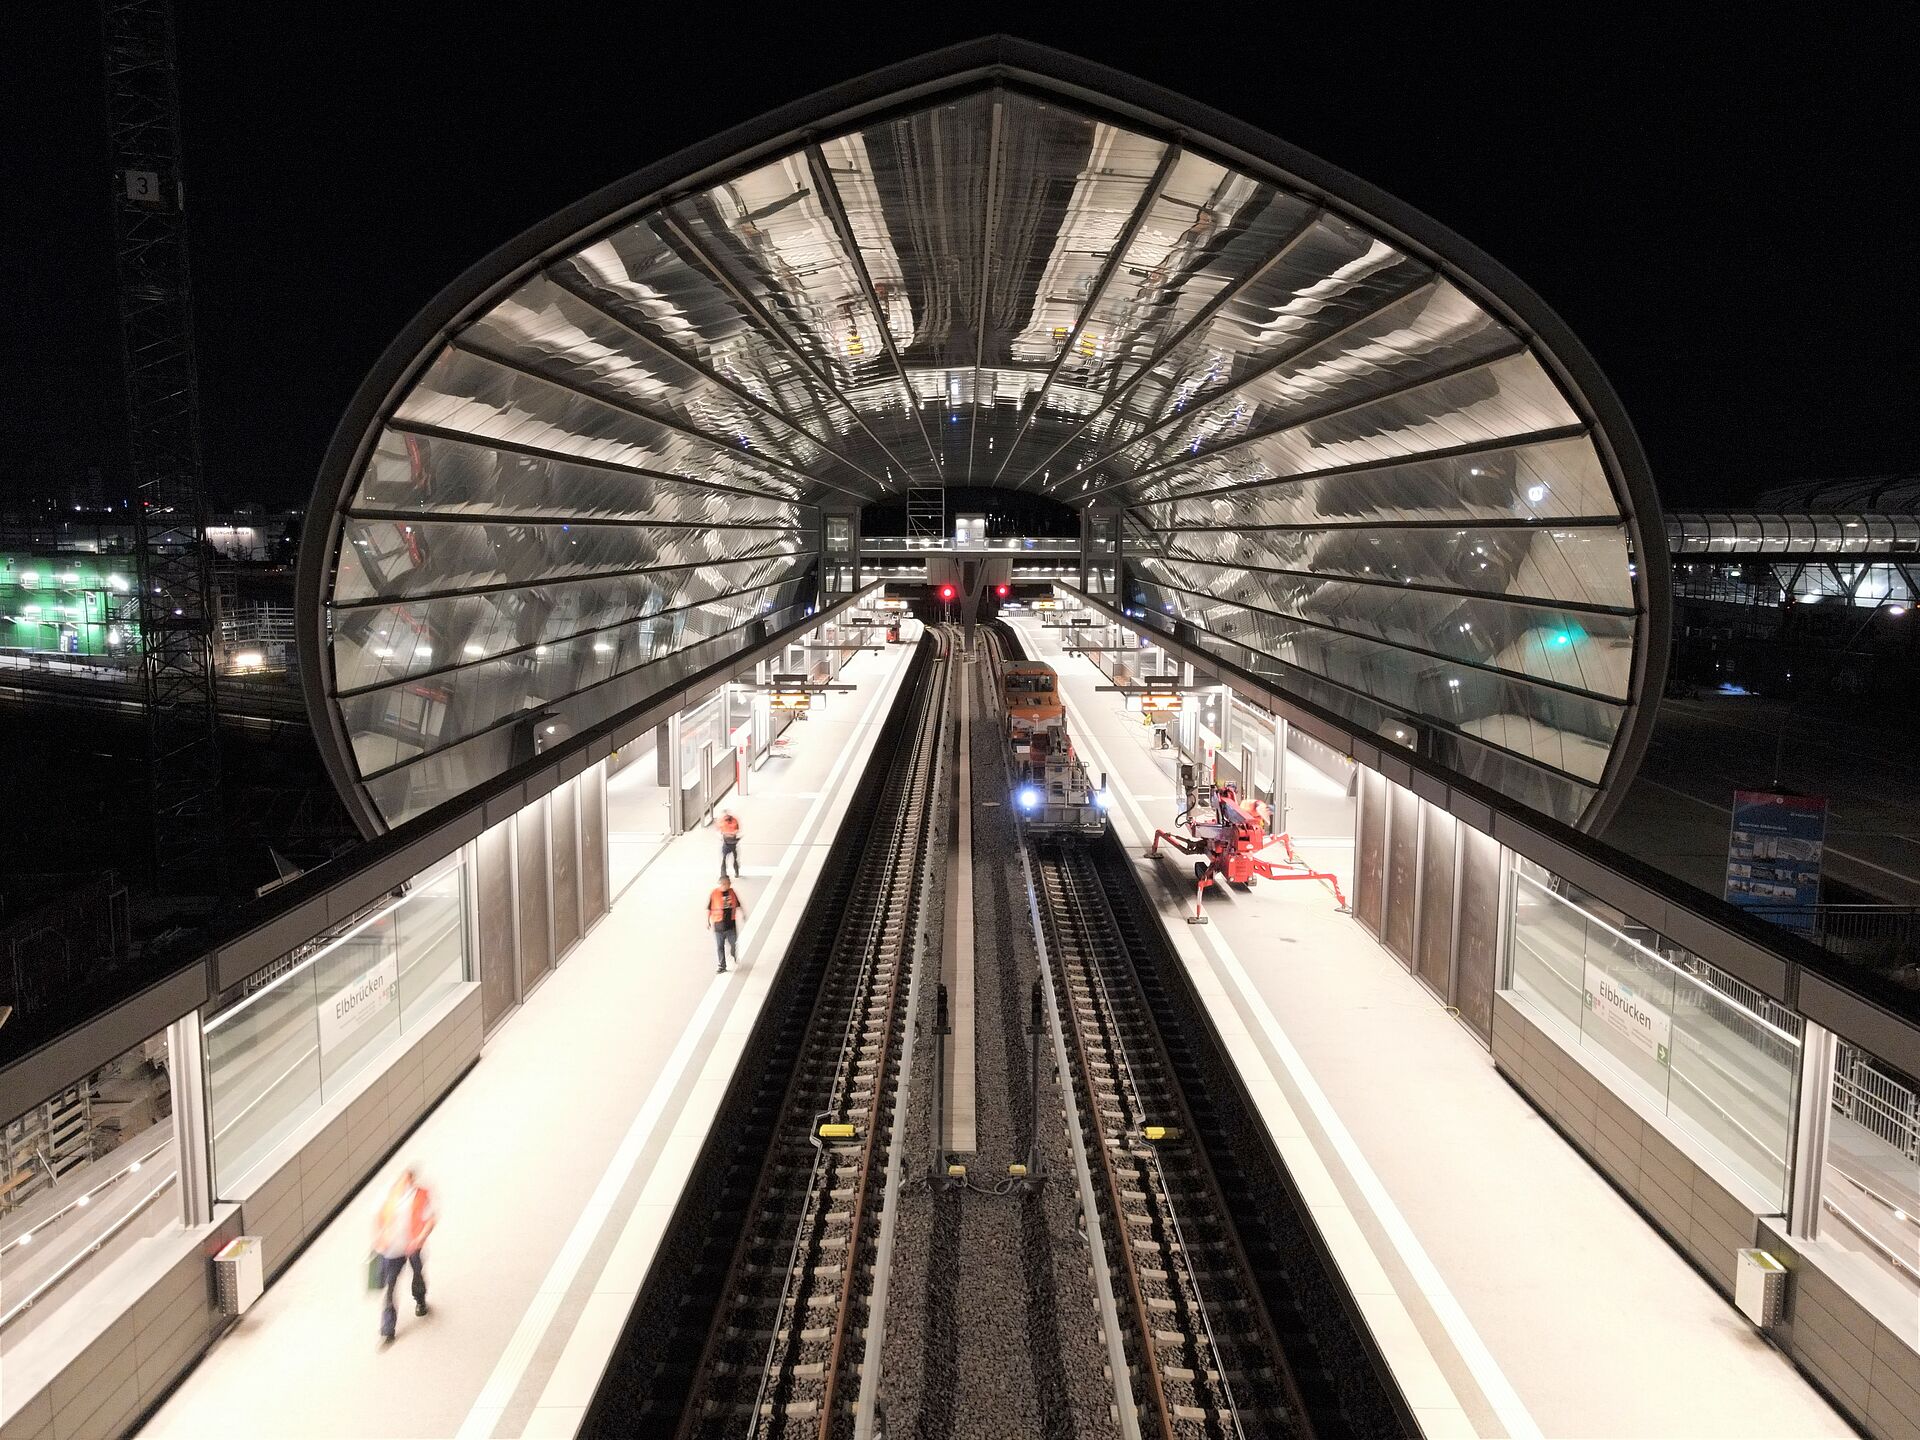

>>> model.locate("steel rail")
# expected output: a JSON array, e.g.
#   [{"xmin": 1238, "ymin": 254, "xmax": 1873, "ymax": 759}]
[
  {"xmin": 849, "ymin": 626, "xmax": 955, "ymax": 1438},
  {"xmin": 741, "ymin": 627, "xmax": 947, "ymax": 1438},
  {"xmin": 815, "ymin": 627, "xmax": 947, "ymax": 1436},
  {"xmin": 988, "ymin": 620, "xmax": 1145, "ymax": 1440},
  {"xmin": 1036, "ymin": 847, "xmax": 1179, "ymax": 1439},
  {"xmin": 1047, "ymin": 848, "xmax": 1248, "ymax": 1439}
]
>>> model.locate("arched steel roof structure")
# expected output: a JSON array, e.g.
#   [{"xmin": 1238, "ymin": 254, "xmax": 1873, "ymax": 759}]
[{"xmin": 299, "ymin": 38, "xmax": 1669, "ymax": 836}]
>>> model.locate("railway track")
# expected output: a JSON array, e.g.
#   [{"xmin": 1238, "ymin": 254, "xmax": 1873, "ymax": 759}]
[
  {"xmin": 598, "ymin": 620, "xmax": 1403, "ymax": 1440},
  {"xmin": 1032, "ymin": 837, "xmax": 1311, "ymax": 1440},
  {"xmin": 665, "ymin": 634, "xmax": 948, "ymax": 1440}
]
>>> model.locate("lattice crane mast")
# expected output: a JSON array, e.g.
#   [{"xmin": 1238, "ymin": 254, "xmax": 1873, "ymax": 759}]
[{"xmin": 102, "ymin": 0, "xmax": 223, "ymax": 894}]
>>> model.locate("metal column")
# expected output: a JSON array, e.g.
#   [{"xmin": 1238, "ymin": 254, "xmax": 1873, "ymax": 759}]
[
  {"xmin": 666, "ymin": 712, "xmax": 685, "ymax": 837},
  {"xmin": 166, "ymin": 1012, "xmax": 213, "ymax": 1226},
  {"xmin": 1789, "ymin": 1022, "xmax": 1837, "ymax": 1240},
  {"xmin": 1274, "ymin": 713, "xmax": 1291, "ymax": 832}
]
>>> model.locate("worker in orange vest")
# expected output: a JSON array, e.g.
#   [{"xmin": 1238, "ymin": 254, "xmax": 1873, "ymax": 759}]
[
  {"xmin": 373, "ymin": 1166, "xmax": 437, "ymax": 1344},
  {"xmin": 709, "ymin": 878, "xmax": 746, "ymax": 974},
  {"xmin": 717, "ymin": 809, "xmax": 742, "ymax": 878}
]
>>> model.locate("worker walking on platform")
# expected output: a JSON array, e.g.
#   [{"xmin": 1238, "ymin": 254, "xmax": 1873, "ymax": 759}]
[
  {"xmin": 709, "ymin": 878, "xmax": 746, "ymax": 973},
  {"xmin": 718, "ymin": 809, "xmax": 742, "ymax": 878},
  {"xmin": 372, "ymin": 1166, "xmax": 436, "ymax": 1345}
]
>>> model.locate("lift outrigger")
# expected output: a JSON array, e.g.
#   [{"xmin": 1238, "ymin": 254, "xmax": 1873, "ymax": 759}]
[{"xmin": 1149, "ymin": 780, "xmax": 1348, "ymax": 923}]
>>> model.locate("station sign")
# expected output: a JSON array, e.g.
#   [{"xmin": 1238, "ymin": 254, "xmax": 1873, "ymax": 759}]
[
  {"xmin": 1140, "ymin": 690, "xmax": 1183, "ymax": 716},
  {"xmin": 770, "ymin": 689, "xmax": 814, "ymax": 716},
  {"xmin": 874, "ymin": 597, "xmax": 909, "ymax": 610},
  {"xmin": 1031, "ymin": 598, "xmax": 1061, "ymax": 611}
]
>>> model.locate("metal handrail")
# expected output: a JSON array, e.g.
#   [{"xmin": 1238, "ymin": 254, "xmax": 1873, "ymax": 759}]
[
  {"xmin": 0, "ymin": 1135, "xmax": 171, "ymax": 1259},
  {"xmin": 0, "ymin": 1168, "xmax": 177, "ymax": 1330}
]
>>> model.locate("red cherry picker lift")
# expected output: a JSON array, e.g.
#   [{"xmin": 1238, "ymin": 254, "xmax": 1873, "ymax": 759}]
[{"xmin": 1149, "ymin": 777, "xmax": 1348, "ymax": 923}]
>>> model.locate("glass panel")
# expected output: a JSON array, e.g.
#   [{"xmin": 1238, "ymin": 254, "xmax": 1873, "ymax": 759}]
[
  {"xmin": 1355, "ymin": 768, "xmax": 1386, "ymax": 935},
  {"xmin": 1417, "ymin": 804, "xmax": 1456, "ymax": 996},
  {"xmin": 1136, "ymin": 552, "xmax": 1635, "ymax": 697},
  {"xmin": 517, "ymin": 798, "xmax": 552, "ymax": 990},
  {"xmin": 1824, "ymin": 1044, "xmax": 1920, "ymax": 1320},
  {"xmin": 1159, "ymin": 522, "xmax": 1635, "ymax": 612},
  {"xmin": 207, "ymin": 964, "xmax": 322, "ymax": 1192},
  {"xmin": 1384, "ymin": 782, "xmax": 1418, "ymax": 963},
  {"xmin": 342, "ymin": 573, "xmax": 810, "ymax": 786},
  {"xmin": 1452, "ymin": 825, "xmax": 1502, "ymax": 1041},
  {"xmin": 476, "ymin": 818, "xmax": 518, "ymax": 1030},
  {"xmin": 1507, "ymin": 861, "xmax": 1799, "ymax": 1205},
  {"xmin": 1667, "ymin": 977, "xmax": 1797, "ymax": 1205},
  {"xmin": 2, "ymin": 1031, "xmax": 180, "ymax": 1354},
  {"xmin": 391, "ymin": 346, "xmax": 813, "ymax": 501},
  {"xmin": 580, "ymin": 760, "xmax": 609, "ymax": 926},
  {"xmin": 1059, "ymin": 211, "xmax": 1432, "ymax": 470},
  {"xmin": 1129, "ymin": 568, "xmax": 1623, "ymax": 785},
  {"xmin": 205, "ymin": 863, "xmax": 473, "ymax": 1196},
  {"xmin": 1112, "ymin": 281, "xmax": 1516, "ymax": 480},
  {"xmin": 359, "ymin": 595, "xmax": 813, "ymax": 830},
  {"xmin": 313, "ymin": 903, "xmax": 401, "ymax": 1092},
  {"xmin": 608, "ymin": 729, "xmax": 671, "ymax": 895},
  {"xmin": 552, "ymin": 778, "xmax": 581, "ymax": 957},
  {"xmin": 355, "ymin": 428, "xmax": 813, "ymax": 525},
  {"xmin": 558, "ymin": 217, "xmax": 886, "ymax": 478},
  {"xmin": 1123, "ymin": 352, "xmax": 1582, "ymax": 508},
  {"xmin": 459, "ymin": 272, "xmax": 845, "ymax": 479},
  {"xmin": 396, "ymin": 864, "xmax": 466, "ymax": 1028},
  {"xmin": 332, "ymin": 514, "xmax": 804, "ymax": 607}
]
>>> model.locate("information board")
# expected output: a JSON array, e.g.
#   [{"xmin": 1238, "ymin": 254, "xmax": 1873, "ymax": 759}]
[{"xmin": 1725, "ymin": 791, "xmax": 1828, "ymax": 930}]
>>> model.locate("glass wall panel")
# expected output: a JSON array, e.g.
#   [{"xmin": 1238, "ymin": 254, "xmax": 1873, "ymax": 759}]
[
  {"xmin": 206, "ymin": 965, "xmax": 322, "ymax": 1190},
  {"xmin": 552, "ymin": 778, "xmax": 581, "ymax": 958},
  {"xmin": 314, "ymin": 85, "xmax": 1654, "ymax": 841},
  {"xmin": 313, "ymin": 909, "xmax": 404, "ymax": 1095},
  {"xmin": 679, "ymin": 693, "xmax": 727, "ymax": 830},
  {"xmin": 516, "ymin": 798, "xmax": 552, "ymax": 991},
  {"xmin": 1355, "ymin": 768, "xmax": 1386, "ymax": 935},
  {"xmin": 476, "ymin": 818, "xmax": 518, "ymax": 1031},
  {"xmin": 1506, "ymin": 859, "xmax": 1800, "ymax": 1205},
  {"xmin": 207, "ymin": 859, "xmax": 473, "ymax": 1194},
  {"xmin": 397, "ymin": 863, "xmax": 466, "ymax": 1027},
  {"xmin": 1823, "ymin": 1043, "xmax": 1920, "ymax": 1319},
  {"xmin": 1416, "ymin": 805, "xmax": 1456, "ymax": 997},
  {"xmin": 1384, "ymin": 782, "xmax": 1418, "ymax": 964},
  {"xmin": 2, "ymin": 1031, "xmax": 179, "ymax": 1358},
  {"xmin": 608, "ymin": 734, "xmax": 671, "ymax": 895},
  {"xmin": 580, "ymin": 761, "xmax": 609, "ymax": 927},
  {"xmin": 1453, "ymin": 826, "xmax": 1502, "ymax": 1041}
]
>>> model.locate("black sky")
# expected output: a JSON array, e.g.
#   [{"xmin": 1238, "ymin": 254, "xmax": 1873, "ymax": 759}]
[{"xmin": 5, "ymin": 5, "xmax": 1917, "ymax": 513}]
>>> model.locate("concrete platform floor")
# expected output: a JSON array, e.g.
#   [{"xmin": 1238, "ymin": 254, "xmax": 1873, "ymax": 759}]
[
  {"xmin": 138, "ymin": 641, "xmax": 917, "ymax": 1440},
  {"xmin": 1014, "ymin": 615, "xmax": 1851, "ymax": 1440}
]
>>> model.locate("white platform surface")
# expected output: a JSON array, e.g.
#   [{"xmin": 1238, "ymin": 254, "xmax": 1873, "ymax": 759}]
[
  {"xmin": 1015, "ymin": 615, "xmax": 1850, "ymax": 1440},
  {"xmin": 139, "ymin": 641, "xmax": 916, "ymax": 1440}
]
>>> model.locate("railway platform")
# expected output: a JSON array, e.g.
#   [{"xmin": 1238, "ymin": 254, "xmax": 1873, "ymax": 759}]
[
  {"xmin": 133, "ymin": 640, "xmax": 920, "ymax": 1440},
  {"xmin": 1011, "ymin": 615, "xmax": 1852, "ymax": 1440}
]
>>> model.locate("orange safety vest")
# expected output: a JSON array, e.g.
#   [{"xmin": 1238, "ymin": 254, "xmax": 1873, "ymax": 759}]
[
  {"xmin": 709, "ymin": 887, "xmax": 741, "ymax": 927},
  {"xmin": 374, "ymin": 1182, "xmax": 436, "ymax": 1258},
  {"xmin": 719, "ymin": 814, "xmax": 741, "ymax": 839}
]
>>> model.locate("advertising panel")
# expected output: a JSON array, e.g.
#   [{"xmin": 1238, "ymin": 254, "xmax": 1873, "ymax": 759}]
[{"xmin": 1725, "ymin": 791, "xmax": 1828, "ymax": 931}]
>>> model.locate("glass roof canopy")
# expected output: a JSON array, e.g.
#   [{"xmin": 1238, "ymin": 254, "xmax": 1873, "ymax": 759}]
[{"xmin": 299, "ymin": 40, "xmax": 1667, "ymax": 834}]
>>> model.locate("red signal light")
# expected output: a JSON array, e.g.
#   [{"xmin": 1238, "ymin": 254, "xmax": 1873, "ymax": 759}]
[
  {"xmin": 939, "ymin": 585, "xmax": 955, "ymax": 601},
  {"xmin": 995, "ymin": 584, "xmax": 1009, "ymax": 598}
]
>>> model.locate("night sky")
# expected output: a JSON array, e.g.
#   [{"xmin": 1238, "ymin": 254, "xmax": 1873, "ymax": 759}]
[{"xmin": 5, "ymin": 7, "xmax": 1916, "ymax": 514}]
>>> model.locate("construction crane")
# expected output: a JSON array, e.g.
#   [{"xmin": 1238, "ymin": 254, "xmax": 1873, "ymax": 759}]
[{"xmin": 102, "ymin": 0, "xmax": 223, "ymax": 896}]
